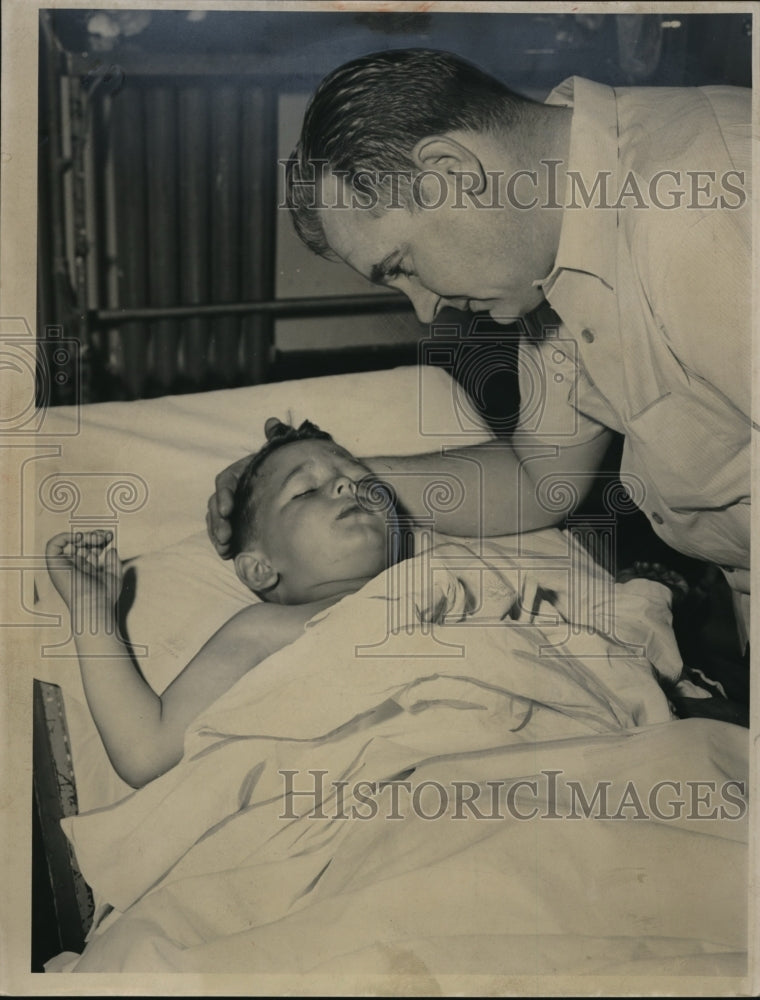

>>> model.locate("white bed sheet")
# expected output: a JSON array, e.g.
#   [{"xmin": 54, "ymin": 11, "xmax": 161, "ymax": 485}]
[{"xmin": 56, "ymin": 543, "xmax": 748, "ymax": 977}]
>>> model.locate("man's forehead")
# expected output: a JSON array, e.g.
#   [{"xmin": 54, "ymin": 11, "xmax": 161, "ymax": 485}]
[
  {"xmin": 318, "ymin": 175, "xmax": 405, "ymax": 269},
  {"xmin": 317, "ymin": 198, "xmax": 366, "ymax": 260}
]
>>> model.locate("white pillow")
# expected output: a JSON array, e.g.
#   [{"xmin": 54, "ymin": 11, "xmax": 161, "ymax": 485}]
[{"xmin": 121, "ymin": 531, "xmax": 256, "ymax": 695}]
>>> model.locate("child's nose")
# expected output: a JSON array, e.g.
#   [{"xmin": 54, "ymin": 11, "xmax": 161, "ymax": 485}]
[{"xmin": 333, "ymin": 476, "xmax": 357, "ymax": 497}]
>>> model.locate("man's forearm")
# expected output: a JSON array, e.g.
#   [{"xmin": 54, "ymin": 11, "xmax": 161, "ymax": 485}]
[
  {"xmin": 366, "ymin": 432, "xmax": 613, "ymax": 537},
  {"xmin": 366, "ymin": 440, "xmax": 557, "ymax": 537}
]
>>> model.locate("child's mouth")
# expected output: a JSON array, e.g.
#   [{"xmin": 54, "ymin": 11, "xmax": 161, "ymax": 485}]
[{"xmin": 336, "ymin": 501, "xmax": 364, "ymax": 520}]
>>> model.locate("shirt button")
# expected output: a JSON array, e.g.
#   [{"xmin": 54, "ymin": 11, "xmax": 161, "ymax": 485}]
[
  {"xmin": 581, "ymin": 328, "xmax": 595, "ymax": 343},
  {"xmin": 651, "ymin": 512, "xmax": 664, "ymax": 525}
]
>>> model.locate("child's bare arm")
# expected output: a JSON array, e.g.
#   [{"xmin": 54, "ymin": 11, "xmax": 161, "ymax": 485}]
[{"xmin": 46, "ymin": 531, "xmax": 307, "ymax": 788}]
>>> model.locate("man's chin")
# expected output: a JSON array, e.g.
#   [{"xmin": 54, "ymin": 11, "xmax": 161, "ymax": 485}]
[
  {"xmin": 484, "ymin": 308, "xmax": 523, "ymax": 325},
  {"xmin": 477, "ymin": 287, "xmax": 545, "ymax": 323},
  {"xmin": 485, "ymin": 312, "xmax": 519, "ymax": 326}
]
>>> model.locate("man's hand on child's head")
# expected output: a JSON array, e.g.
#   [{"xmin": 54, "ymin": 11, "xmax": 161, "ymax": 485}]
[
  {"xmin": 45, "ymin": 529, "xmax": 123, "ymax": 624},
  {"xmin": 206, "ymin": 454, "xmax": 253, "ymax": 559}
]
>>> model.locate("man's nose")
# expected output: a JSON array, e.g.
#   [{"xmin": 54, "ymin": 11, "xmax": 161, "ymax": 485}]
[{"xmin": 405, "ymin": 284, "xmax": 441, "ymax": 324}]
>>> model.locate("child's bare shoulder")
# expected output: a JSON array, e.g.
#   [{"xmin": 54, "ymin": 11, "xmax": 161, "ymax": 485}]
[{"xmin": 219, "ymin": 600, "xmax": 318, "ymax": 658}]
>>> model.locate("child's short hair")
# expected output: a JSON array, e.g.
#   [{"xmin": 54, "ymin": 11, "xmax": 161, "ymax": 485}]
[{"xmin": 229, "ymin": 418, "xmax": 333, "ymax": 559}]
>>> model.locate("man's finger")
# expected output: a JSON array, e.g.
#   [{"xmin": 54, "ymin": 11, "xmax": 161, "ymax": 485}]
[
  {"xmin": 217, "ymin": 485, "xmax": 235, "ymax": 518},
  {"xmin": 205, "ymin": 509, "xmax": 229, "ymax": 557},
  {"xmin": 207, "ymin": 496, "xmax": 226, "ymax": 535},
  {"xmin": 208, "ymin": 489, "xmax": 235, "ymax": 527},
  {"xmin": 215, "ymin": 454, "xmax": 250, "ymax": 495},
  {"xmin": 217, "ymin": 516, "xmax": 233, "ymax": 544},
  {"xmin": 206, "ymin": 495, "xmax": 218, "ymax": 524},
  {"xmin": 214, "ymin": 467, "xmax": 237, "ymax": 493}
]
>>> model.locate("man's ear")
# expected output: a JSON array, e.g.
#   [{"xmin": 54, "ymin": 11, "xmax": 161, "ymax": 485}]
[
  {"xmin": 234, "ymin": 550, "xmax": 279, "ymax": 594},
  {"xmin": 411, "ymin": 135, "xmax": 486, "ymax": 196}
]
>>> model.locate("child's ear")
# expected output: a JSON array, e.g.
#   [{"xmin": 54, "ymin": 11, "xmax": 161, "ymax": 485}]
[{"xmin": 234, "ymin": 551, "xmax": 279, "ymax": 593}]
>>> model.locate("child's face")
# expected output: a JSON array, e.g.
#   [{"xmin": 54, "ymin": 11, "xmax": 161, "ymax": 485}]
[{"xmin": 248, "ymin": 438, "xmax": 393, "ymax": 603}]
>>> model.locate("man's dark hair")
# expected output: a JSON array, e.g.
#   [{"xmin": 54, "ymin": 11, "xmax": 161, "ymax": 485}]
[
  {"xmin": 286, "ymin": 48, "xmax": 536, "ymax": 256},
  {"xmin": 229, "ymin": 419, "xmax": 333, "ymax": 559}
]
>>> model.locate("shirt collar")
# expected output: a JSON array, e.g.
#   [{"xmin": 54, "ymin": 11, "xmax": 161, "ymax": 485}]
[{"xmin": 536, "ymin": 76, "xmax": 620, "ymax": 294}]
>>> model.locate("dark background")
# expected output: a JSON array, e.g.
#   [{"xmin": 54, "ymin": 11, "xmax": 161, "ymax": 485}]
[{"xmin": 44, "ymin": 8, "xmax": 753, "ymax": 89}]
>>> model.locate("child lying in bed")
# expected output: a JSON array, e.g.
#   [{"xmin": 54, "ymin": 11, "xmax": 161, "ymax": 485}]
[{"xmin": 46, "ymin": 418, "xmax": 400, "ymax": 790}]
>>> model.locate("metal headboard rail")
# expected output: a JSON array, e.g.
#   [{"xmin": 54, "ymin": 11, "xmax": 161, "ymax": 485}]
[{"xmin": 90, "ymin": 293, "xmax": 413, "ymax": 325}]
